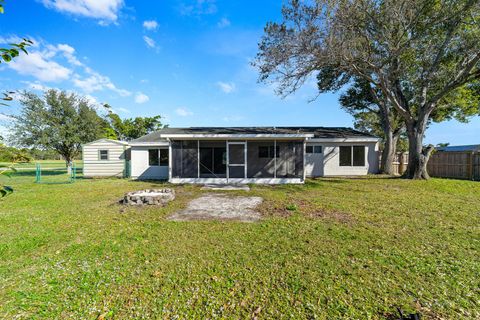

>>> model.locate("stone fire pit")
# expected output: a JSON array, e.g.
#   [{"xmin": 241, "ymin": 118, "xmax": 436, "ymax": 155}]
[{"xmin": 122, "ymin": 189, "xmax": 175, "ymax": 206}]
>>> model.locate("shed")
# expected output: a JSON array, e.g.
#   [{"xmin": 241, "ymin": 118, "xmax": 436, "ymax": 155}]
[{"xmin": 82, "ymin": 139, "xmax": 129, "ymax": 177}]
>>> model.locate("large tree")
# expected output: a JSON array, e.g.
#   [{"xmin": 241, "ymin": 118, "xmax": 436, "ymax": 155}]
[
  {"xmin": 255, "ymin": 0, "xmax": 480, "ymax": 179},
  {"xmin": 339, "ymin": 77, "xmax": 406, "ymax": 174},
  {"xmin": 10, "ymin": 90, "xmax": 106, "ymax": 167},
  {"xmin": 104, "ymin": 106, "xmax": 164, "ymax": 141}
]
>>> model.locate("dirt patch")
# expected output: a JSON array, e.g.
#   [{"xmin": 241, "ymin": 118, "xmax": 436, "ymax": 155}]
[{"xmin": 168, "ymin": 193, "xmax": 263, "ymax": 222}]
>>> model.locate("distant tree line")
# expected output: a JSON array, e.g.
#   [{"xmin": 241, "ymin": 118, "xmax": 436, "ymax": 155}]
[{"xmin": 6, "ymin": 89, "xmax": 165, "ymax": 167}]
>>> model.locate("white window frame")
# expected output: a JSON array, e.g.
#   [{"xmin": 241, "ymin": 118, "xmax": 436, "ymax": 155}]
[{"xmin": 98, "ymin": 149, "xmax": 109, "ymax": 161}]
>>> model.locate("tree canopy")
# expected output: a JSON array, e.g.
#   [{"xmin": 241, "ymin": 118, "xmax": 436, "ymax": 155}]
[
  {"xmin": 10, "ymin": 90, "xmax": 107, "ymax": 165},
  {"xmin": 255, "ymin": 0, "xmax": 480, "ymax": 179},
  {"xmin": 105, "ymin": 106, "xmax": 164, "ymax": 141}
]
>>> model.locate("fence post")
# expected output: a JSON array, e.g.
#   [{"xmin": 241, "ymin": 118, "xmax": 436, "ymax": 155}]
[{"xmin": 35, "ymin": 163, "xmax": 41, "ymax": 183}]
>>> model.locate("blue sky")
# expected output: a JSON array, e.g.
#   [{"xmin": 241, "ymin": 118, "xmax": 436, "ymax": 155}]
[{"xmin": 0, "ymin": 0, "xmax": 478, "ymax": 145}]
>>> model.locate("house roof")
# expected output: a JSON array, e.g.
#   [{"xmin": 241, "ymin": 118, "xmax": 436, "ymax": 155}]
[
  {"xmin": 131, "ymin": 127, "xmax": 377, "ymax": 143},
  {"xmin": 436, "ymin": 144, "xmax": 480, "ymax": 152},
  {"xmin": 83, "ymin": 138, "xmax": 129, "ymax": 146}
]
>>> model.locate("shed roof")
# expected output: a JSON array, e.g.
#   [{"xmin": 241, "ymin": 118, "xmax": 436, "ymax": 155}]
[{"xmin": 131, "ymin": 127, "xmax": 377, "ymax": 142}]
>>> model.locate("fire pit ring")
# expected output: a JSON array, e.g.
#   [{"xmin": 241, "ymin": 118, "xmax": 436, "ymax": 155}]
[{"xmin": 122, "ymin": 188, "xmax": 175, "ymax": 206}]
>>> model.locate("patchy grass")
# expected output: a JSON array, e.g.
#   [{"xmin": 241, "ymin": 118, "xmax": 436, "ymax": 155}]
[{"xmin": 0, "ymin": 172, "xmax": 479, "ymax": 319}]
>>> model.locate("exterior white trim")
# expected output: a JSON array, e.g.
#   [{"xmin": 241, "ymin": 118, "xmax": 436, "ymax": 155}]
[
  {"xmin": 307, "ymin": 137, "xmax": 379, "ymax": 143},
  {"xmin": 169, "ymin": 178, "xmax": 304, "ymax": 184},
  {"xmin": 129, "ymin": 141, "xmax": 169, "ymax": 146},
  {"xmin": 158, "ymin": 134, "xmax": 314, "ymax": 139},
  {"xmin": 83, "ymin": 138, "xmax": 129, "ymax": 146}
]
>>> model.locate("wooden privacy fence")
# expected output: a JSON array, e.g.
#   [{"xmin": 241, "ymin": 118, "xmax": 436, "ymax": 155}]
[
  {"xmin": 383, "ymin": 151, "xmax": 480, "ymax": 180},
  {"xmin": 427, "ymin": 151, "xmax": 480, "ymax": 181}
]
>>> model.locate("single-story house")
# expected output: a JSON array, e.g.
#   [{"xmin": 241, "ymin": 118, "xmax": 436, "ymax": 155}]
[
  {"xmin": 122, "ymin": 127, "xmax": 380, "ymax": 184},
  {"xmin": 82, "ymin": 139, "xmax": 130, "ymax": 177}
]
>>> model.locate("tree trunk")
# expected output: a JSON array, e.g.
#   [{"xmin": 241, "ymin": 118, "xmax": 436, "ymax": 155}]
[
  {"xmin": 380, "ymin": 130, "xmax": 397, "ymax": 175},
  {"xmin": 404, "ymin": 121, "xmax": 434, "ymax": 179}
]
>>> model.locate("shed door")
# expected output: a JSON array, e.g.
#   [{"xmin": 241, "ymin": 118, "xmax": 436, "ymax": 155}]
[{"xmin": 305, "ymin": 145, "xmax": 324, "ymax": 177}]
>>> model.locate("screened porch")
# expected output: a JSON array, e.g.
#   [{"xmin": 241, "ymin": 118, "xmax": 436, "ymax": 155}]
[{"xmin": 170, "ymin": 140, "xmax": 305, "ymax": 183}]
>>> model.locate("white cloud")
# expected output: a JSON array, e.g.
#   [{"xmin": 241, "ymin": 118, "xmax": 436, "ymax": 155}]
[
  {"xmin": 40, "ymin": 0, "xmax": 124, "ymax": 24},
  {"xmin": 73, "ymin": 69, "xmax": 131, "ymax": 96},
  {"xmin": 6, "ymin": 37, "xmax": 130, "ymax": 97},
  {"xmin": 9, "ymin": 52, "xmax": 72, "ymax": 82},
  {"xmin": 217, "ymin": 17, "xmax": 230, "ymax": 28},
  {"xmin": 216, "ymin": 81, "xmax": 236, "ymax": 93},
  {"xmin": 175, "ymin": 107, "xmax": 193, "ymax": 117},
  {"xmin": 143, "ymin": 20, "xmax": 158, "ymax": 30},
  {"xmin": 143, "ymin": 36, "xmax": 156, "ymax": 49},
  {"xmin": 134, "ymin": 92, "xmax": 149, "ymax": 104},
  {"xmin": 179, "ymin": 0, "xmax": 217, "ymax": 16}
]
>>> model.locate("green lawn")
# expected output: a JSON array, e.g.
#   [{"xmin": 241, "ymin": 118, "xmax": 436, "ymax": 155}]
[{"xmin": 0, "ymin": 171, "xmax": 479, "ymax": 319}]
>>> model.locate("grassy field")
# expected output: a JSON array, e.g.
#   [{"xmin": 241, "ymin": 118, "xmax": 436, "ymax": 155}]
[{"xmin": 0, "ymin": 169, "xmax": 479, "ymax": 319}]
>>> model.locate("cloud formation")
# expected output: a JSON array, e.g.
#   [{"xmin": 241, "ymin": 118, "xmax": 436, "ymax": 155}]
[
  {"xmin": 143, "ymin": 36, "xmax": 156, "ymax": 49},
  {"xmin": 175, "ymin": 107, "xmax": 193, "ymax": 117},
  {"xmin": 216, "ymin": 81, "xmax": 236, "ymax": 93},
  {"xmin": 143, "ymin": 20, "xmax": 158, "ymax": 30},
  {"xmin": 134, "ymin": 92, "xmax": 149, "ymax": 104},
  {"xmin": 40, "ymin": 0, "xmax": 124, "ymax": 24},
  {"xmin": 217, "ymin": 17, "xmax": 230, "ymax": 28},
  {"xmin": 3, "ymin": 37, "xmax": 131, "ymax": 97}
]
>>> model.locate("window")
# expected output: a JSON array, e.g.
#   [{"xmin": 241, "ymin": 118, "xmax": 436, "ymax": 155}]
[
  {"xmin": 99, "ymin": 150, "xmax": 109, "ymax": 160},
  {"xmin": 149, "ymin": 149, "xmax": 169, "ymax": 166},
  {"xmin": 160, "ymin": 149, "xmax": 169, "ymax": 166},
  {"xmin": 258, "ymin": 145, "xmax": 279, "ymax": 158},
  {"xmin": 148, "ymin": 149, "xmax": 159, "ymax": 166},
  {"xmin": 306, "ymin": 145, "xmax": 322, "ymax": 154},
  {"xmin": 339, "ymin": 146, "xmax": 365, "ymax": 166},
  {"xmin": 353, "ymin": 146, "xmax": 365, "ymax": 166},
  {"xmin": 339, "ymin": 146, "xmax": 352, "ymax": 166}
]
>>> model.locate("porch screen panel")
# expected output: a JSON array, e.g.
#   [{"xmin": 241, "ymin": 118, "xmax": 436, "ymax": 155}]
[
  {"xmin": 171, "ymin": 140, "xmax": 198, "ymax": 178},
  {"xmin": 276, "ymin": 141, "xmax": 304, "ymax": 178},
  {"xmin": 247, "ymin": 141, "xmax": 275, "ymax": 178},
  {"xmin": 199, "ymin": 140, "xmax": 226, "ymax": 178}
]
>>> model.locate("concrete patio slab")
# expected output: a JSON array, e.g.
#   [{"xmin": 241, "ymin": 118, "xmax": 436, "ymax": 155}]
[{"xmin": 168, "ymin": 193, "xmax": 262, "ymax": 222}]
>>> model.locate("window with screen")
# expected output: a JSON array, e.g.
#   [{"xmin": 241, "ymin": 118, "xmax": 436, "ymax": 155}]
[
  {"xmin": 99, "ymin": 150, "xmax": 108, "ymax": 160},
  {"xmin": 306, "ymin": 146, "xmax": 322, "ymax": 154},
  {"xmin": 353, "ymin": 146, "xmax": 365, "ymax": 166},
  {"xmin": 148, "ymin": 149, "xmax": 159, "ymax": 166},
  {"xmin": 339, "ymin": 146, "xmax": 352, "ymax": 166},
  {"xmin": 339, "ymin": 146, "xmax": 366, "ymax": 166},
  {"xmin": 159, "ymin": 149, "xmax": 169, "ymax": 166}
]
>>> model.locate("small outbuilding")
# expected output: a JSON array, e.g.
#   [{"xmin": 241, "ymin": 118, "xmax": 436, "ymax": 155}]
[{"xmin": 82, "ymin": 139, "xmax": 129, "ymax": 178}]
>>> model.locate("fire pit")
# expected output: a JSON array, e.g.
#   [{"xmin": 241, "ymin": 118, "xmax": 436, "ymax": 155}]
[{"xmin": 122, "ymin": 189, "xmax": 175, "ymax": 206}]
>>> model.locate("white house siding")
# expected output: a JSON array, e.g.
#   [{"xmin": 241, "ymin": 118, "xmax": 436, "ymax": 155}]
[
  {"xmin": 306, "ymin": 141, "xmax": 379, "ymax": 177},
  {"xmin": 130, "ymin": 145, "xmax": 169, "ymax": 180},
  {"xmin": 83, "ymin": 140, "xmax": 127, "ymax": 177}
]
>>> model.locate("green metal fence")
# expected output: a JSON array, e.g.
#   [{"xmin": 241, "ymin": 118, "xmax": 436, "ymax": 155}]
[
  {"xmin": 35, "ymin": 162, "xmax": 78, "ymax": 184},
  {"xmin": 124, "ymin": 160, "xmax": 131, "ymax": 178}
]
